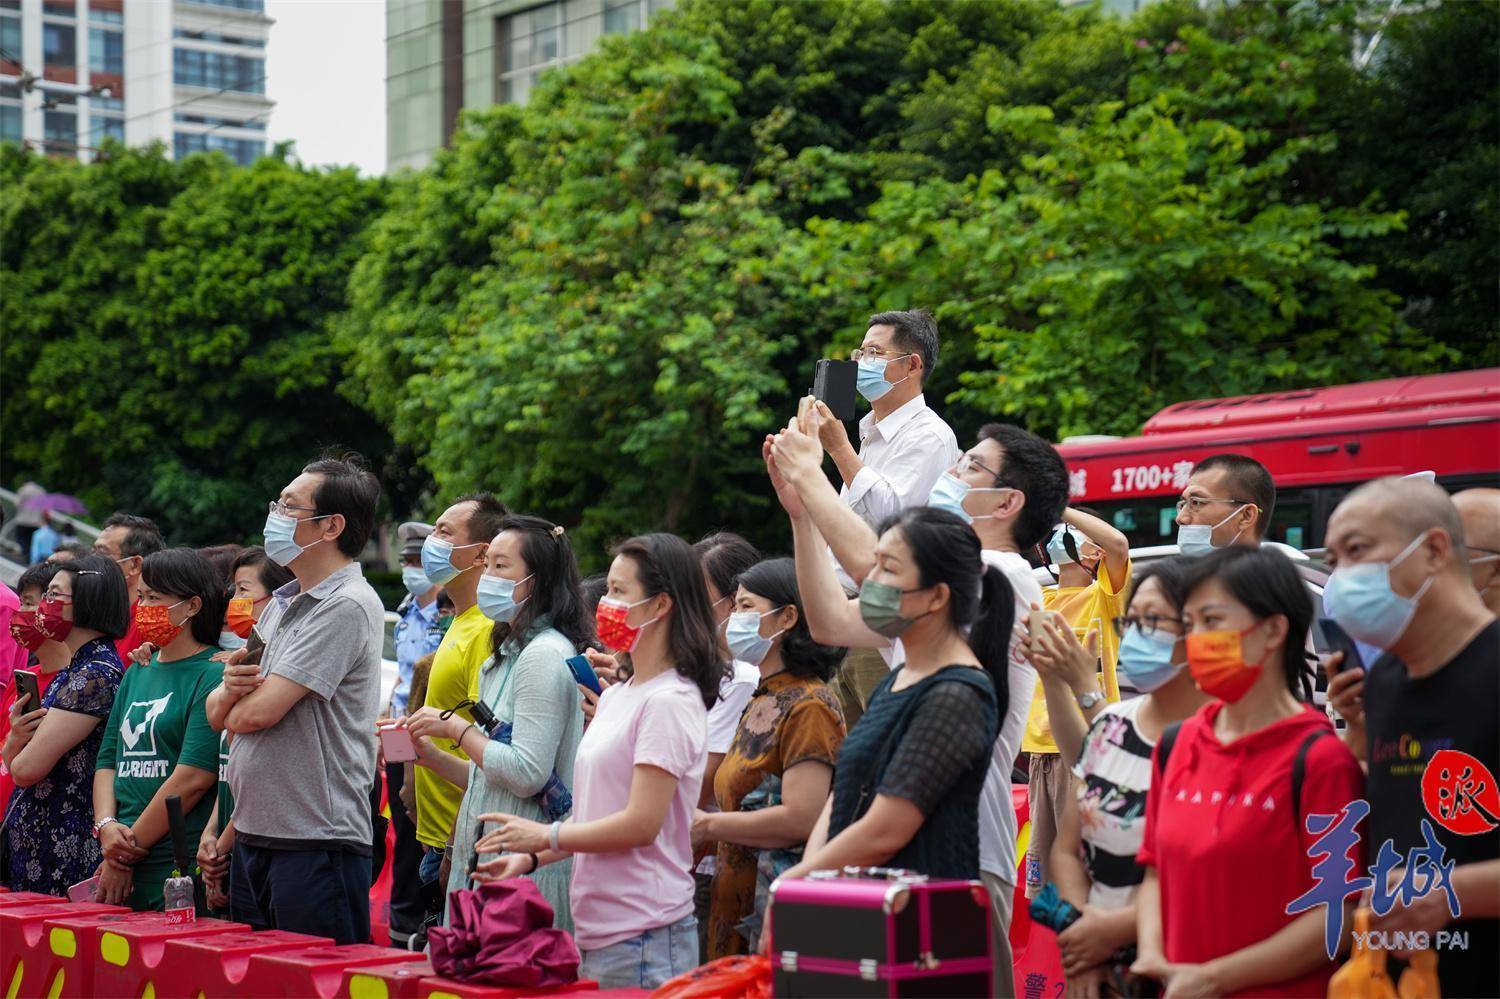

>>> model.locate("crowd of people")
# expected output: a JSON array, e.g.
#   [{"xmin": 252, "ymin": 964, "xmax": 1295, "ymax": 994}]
[{"xmin": 0, "ymin": 308, "xmax": 1496, "ymax": 998}]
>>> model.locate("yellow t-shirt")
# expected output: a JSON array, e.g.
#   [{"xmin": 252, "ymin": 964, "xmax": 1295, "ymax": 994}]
[
  {"xmin": 1021, "ymin": 559, "xmax": 1131, "ymax": 755},
  {"xmin": 414, "ymin": 603, "xmax": 493, "ymax": 847}
]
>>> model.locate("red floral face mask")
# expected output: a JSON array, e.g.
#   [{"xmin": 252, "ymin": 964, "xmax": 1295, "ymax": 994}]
[
  {"xmin": 32, "ymin": 599, "xmax": 73, "ymax": 645},
  {"xmin": 136, "ymin": 600, "xmax": 191, "ymax": 650},
  {"xmin": 12, "ymin": 608, "xmax": 54, "ymax": 651},
  {"xmin": 595, "ymin": 596, "xmax": 658, "ymax": 654}
]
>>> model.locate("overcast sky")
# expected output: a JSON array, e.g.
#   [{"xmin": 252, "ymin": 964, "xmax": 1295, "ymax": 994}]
[{"xmin": 266, "ymin": 0, "xmax": 387, "ymax": 176}]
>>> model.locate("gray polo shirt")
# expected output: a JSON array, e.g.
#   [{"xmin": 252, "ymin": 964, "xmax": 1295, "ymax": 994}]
[{"xmin": 227, "ymin": 561, "xmax": 384, "ymax": 851}]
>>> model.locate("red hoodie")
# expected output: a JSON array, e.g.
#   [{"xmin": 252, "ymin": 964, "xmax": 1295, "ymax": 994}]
[{"xmin": 1138, "ymin": 701, "xmax": 1366, "ymax": 998}]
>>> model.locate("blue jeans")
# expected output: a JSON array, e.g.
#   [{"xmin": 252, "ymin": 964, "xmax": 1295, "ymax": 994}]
[
  {"xmin": 580, "ymin": 915, "xmax": 698, "ymax": 989},
  {"xmin": 419, "ymin": 845, "xmax": 443, "ymax": 885}
]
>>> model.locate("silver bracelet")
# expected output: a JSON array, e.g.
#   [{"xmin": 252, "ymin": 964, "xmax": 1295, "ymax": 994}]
[{"xmin": 549, "ymin": 820, "xmax": 562, "ymax": 852}]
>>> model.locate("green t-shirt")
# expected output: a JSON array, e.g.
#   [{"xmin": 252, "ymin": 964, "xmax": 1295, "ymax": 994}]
[{"xmin": 95, "ymin": 647, "xmax": 224, "ymax": 909}]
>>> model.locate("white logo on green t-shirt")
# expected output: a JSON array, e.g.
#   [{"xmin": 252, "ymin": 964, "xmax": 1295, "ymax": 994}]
[{"xmin": 120, "ymin": 693, "xmax": 173, "ymax": 757}]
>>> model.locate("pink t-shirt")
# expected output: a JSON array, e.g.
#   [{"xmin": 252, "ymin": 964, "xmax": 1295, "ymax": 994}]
[{"xmin": 570, "ymin": 667, "xmax": 707, "ymax": 951}]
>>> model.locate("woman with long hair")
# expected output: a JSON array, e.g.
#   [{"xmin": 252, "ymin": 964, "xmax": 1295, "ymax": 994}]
[
  {"xmin": 694, "ymin": 557, "xmax": 846, "ymax": 958},
  {"xmin": 404, "ymin": 515, "xmax": 591, "ymax": 929},
  {"xmin": 779, "ymin": 506, "xmax": 1012, "ymax": 882},
  {"xmin": 475, "ymin": 532, "xmax": 724, "ymax": 988}
]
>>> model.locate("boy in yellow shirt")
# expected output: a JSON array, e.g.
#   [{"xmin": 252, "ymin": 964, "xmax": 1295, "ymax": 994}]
[{"xmin": 1023, "ymin": 506, "xmax": 1130, "ymax": 898}]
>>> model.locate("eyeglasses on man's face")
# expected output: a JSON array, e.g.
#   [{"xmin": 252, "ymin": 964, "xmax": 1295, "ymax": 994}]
[{"xmin": 1174, "ymin": 495, "xmax": 1250, "ymax": 515}]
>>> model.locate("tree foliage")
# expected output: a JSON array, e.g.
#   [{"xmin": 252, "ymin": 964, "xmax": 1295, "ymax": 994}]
[
  {"xmin": 4, "ymin": 0, "xmax": 1493, "ymax": 561},
  {"xmin": 1, "ymin": 146, "xmax": 391, "ymax": 544}
]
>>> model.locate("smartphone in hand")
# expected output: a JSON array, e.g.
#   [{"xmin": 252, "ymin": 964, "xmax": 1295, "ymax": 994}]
[
  {"xmin": 1028, "ymin": 609, "xmax": 1063, "ymax": 652},
  {"xmin": 13, "ymin": 669, "xmax": 42, "ymax": 711},
  {"xmin": 379, "ymin": 724, "xmax": 418, "ymax": 763},
  {"xmin": 566, "ymin": 654, "xmax": 603, "ymax": 696},
  {"xmin": 1312, "ymin": 617, "xmax": 1365, "ymax": 673},
  {"xmin": 67, "ymin": 875, "xmax": 100, "ymax": 903},
  {"xmin": 813, "ymin": 359, "xmax": 858, "ymax": 422}
]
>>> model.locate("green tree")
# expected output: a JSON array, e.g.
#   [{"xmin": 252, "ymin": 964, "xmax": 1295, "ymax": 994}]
[{"xmin": 1, "ymin": 144, "xmax": 390, "ymax": 544}]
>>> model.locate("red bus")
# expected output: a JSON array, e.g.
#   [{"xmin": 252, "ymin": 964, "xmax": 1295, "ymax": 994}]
[{"xmin": 1055, "ymin": 369, "xmax": 1500, "ymax": 550}]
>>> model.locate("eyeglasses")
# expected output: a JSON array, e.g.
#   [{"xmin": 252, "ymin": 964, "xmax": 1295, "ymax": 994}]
[
  {"xmin": 849, "ymin": 347, "xmax": 912, "ymax": 364},
  {"xmin": 42, "ymin": 589, "xmax": 73, "ymax": 604},
  {"xmin": 1174, "ymin": 496, "xmax": 1251, "ymax": 514},
  {"xmin": 956, "ymin": 453, "xmax": 1003, "ymax": 483},
  {"xmin": 1112, "ymin": 614, "xmax": 1185, "ymax": 638},
  {"xmin": 268, "ymin": 499, "xmax": 319, "ymax": 518}
]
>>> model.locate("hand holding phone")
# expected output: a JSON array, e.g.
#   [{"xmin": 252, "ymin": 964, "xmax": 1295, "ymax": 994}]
[
  {"xmin": 567, "ymin": 654, "xmax": 603, "ymax": 696},
  {"xmin": 1312, "ymin": 617, "xmax": 1364, "ymax": 673},
  {"xmin": 13, "ymin": 669, "xmax": 41, "ymax": 712},
  {"xmin": 1028, "ymin": 609, "xmax": 1063, "ymax": 653},
  {"xmin": 379, "ymin": 723, "xmax": 419, "ymax": 763},
  {"xmin": 67, "ymin": 875, "xmax": 101, "ymax": 903},
  {"xmin": 813, "ymin": 359, "xmax": 858, "ymax": 422}
]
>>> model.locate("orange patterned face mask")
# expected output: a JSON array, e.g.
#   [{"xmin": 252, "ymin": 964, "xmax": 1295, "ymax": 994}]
[
  {"xmin": 1186, "ymin": 621, "xmax": 1269, "ymax": 703},
  {"xmin": 224, "ymin": 595, "xmax": 267, "ymax": 638}
]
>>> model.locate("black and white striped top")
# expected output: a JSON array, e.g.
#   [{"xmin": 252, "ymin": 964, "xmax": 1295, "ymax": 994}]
[{"xmin": 1072, "ymin": 697, "xmax": 1155, "ymax": 909}]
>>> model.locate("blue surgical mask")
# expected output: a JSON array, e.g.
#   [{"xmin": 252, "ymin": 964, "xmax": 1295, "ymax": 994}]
[
  {"xmin": 263, "ymin": 510, "xmax": 327, "ymax": 567},
  {"xmin": 476, "ymin": 572, "xmax": 533, "ymax": 624},
  {"xmin": 1117, "ymin": 625, "xmax": 1183, "ymax": 692},
  {"xmin": 1324, "ymin": 532, "xmax": 1435, "ymax": 650},
  {"xmin": 1176, "ymin": 505, "xmax": 1247, "ymax": 557},
  {"xmin": 217, "ymin": 628, "xmax": 248, "ymax": 652},
  {"xmin": 402, "ymin": 567, "xmax": 431, "ymax": 598},
  {"xmin": 1046, "ymin": 526, "xmax": 1088, "ymax": 566},
  {"xmin": 725, "ymin": 608, "xmax": 785, "ymax": 666},
  {"xmin": 856, "ymin": 356, "xmax": 911, "ymax": 403},
  {"xmin": 422, "ymin": 535, "xmax": 481, "ymax": 586},
  {"xmin": 927, "ymin": 472, "xmax": 1004, "ymax": 525}
]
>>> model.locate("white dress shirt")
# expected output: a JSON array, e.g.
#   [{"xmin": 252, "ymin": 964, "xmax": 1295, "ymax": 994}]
[{"xmin": 839, "ymin": 392, "xmax": 960, "ymax": 529}]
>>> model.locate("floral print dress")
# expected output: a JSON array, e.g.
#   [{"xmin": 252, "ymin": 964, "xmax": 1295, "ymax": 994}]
[
  {"xmin": 708, "ymin": 671, "xmax": 844, "ymax": 959},
  {"xmin": 4, "ymin": 638, "xmax": 123, "ymax": 894}
]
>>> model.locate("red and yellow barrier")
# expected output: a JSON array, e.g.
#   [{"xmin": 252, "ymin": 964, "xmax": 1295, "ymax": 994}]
[
  {"xmin": 342, "ymin": 959, "xmax": 435, "ymax": 999},
  {"xmin": 242, "ymin": 943, "xmax": 425, "ymax": 998},
  {"xmin": 418, "ymin": 979, "xmax": 599, "ymax": 999},
  {"xmin": 0, "ymin": 901, "xmax": 125, "ymax": 999},
  {"xmin": 0, "ymin": 890, "xmax": 625, "ymax": 999},
  {"xmin": 93, "ymin": 915, "xmax": 250, "ymax": 998},
  {"xmin": 158, "ymin": 929, "xmax": 335, "ymax": 998}
]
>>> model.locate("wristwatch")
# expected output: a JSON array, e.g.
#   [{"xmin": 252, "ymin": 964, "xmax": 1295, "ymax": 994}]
[
  {"xmin": 1076, "ymin": 690, "xmax": 1104, "ymax": 710},
  {"xmin": 92, "ymin": 817, "xmax": 117, "ymax": 838}
]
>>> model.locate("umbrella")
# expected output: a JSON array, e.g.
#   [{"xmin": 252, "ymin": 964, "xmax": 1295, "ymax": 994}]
[{"xmin": 19, "ymin": 492, "xmax": 88, "ymax": 516}]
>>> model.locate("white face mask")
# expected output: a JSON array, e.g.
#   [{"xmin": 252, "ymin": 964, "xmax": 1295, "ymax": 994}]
[{"xmin": 1177, "ymin": 504, "xmax": 1248, "ymax": 556}]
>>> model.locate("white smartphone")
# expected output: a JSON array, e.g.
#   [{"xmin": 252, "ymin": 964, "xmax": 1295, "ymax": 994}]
[{"xmin": 379, "ymin": 724, "xmax": 418, "ymax": 763}]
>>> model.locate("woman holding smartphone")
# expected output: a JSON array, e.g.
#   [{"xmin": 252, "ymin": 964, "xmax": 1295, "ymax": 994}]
[
  {"xmin": 2, "ymin": 556, "xmax": 129, "ymax": 896},
  {"xmin": 475, "ymin": 532, "xmax": 720, "ymax": 989},
  {"xmin": 403, "ymin": 515, "xmax": 589, "ymax": 929},
  {"xmin": 1044, "ymin": 558, "xmax": 1210, "ymax": 997}
]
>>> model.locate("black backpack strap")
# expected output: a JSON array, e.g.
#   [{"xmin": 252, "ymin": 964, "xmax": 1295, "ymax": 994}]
[
  {"xmin": 1153, "ymin": 721, "xmax": 1183, "ymax": 781},
  {"xmin": 1291, "ymin": 728, "xmax": 1334, "ymax": 819}
]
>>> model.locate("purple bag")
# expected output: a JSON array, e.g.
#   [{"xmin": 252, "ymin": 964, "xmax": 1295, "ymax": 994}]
[{"xmin": 428, "ymin": 878, "xmax": 581, "ymax": 988}]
